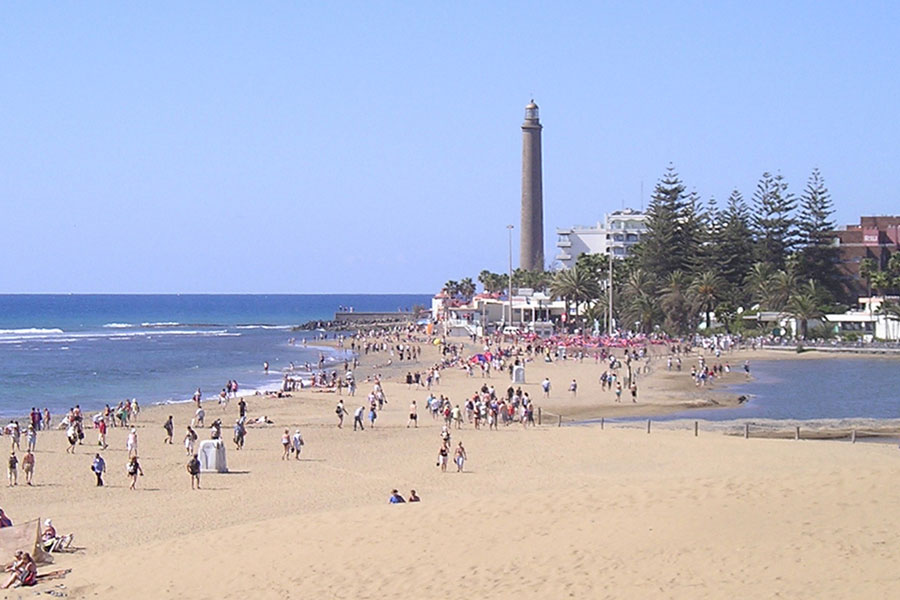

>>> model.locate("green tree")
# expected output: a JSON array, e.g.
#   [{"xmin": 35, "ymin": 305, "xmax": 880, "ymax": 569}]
[
  {"xmin": 443, "ymin": 280, "xmax": 460, "ymax": 298},
  {"xmin": 795, "ymin": 168, "xmax": 842, "ymax": 302},
  {"xmin": 870, "ymin": 271, "xmax": 891, "ymax": 297},
  {"xmin": 751, "ymin": 171, "xmax": 797, "ymax": 269},
  {"xmin": 458, "ymin": 277, "xmax": 476, "ymax": 302},
  {"xmin": 689, "ymin": 271, "xmax": 725, "ymax": 330},
  {"xmin": 786, "ymin": 292, "xmax": 825, "ymax": 339},
  {"xmin": 859, "ymin": 258, "xmax": 877, "ymax": 300},
  {"xmin": 659, "ymin": 271, "xmax": 692, "ymax": 334},
  {"xmin": 550, "ymin": 267, "xmax": 601, "ymax": 329},
  {"xmin": 769, "ymin": 266, "xmax": 798, "ymax": 311},
  {"xmin": 635, "ymin": 165, "xmax": 699, "ymax": 277},
  {"xmin": 621, "ymin": 268, "xmax": 661, "ymax": 333},
  {"xmin": 478, "ymin": 270, "xmax": 508, "ymax": 294},
  {"xmin": 714, "ymin": 190, "xmax": 755, "ymax": 304},
  {"xmin": 744, "ymin": 262, "xmax": 777, "ymax": 309}
]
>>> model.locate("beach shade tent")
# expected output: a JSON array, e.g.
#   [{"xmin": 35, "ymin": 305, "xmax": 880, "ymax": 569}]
[
  {"xmin": 0, "ymin": 519, "xmax": 52, "ymax": 565},
  {"xmin": 511, "ymin": 365, "xmax": 526, "ymax": 384},
  {"xmin": 198, "ymin": 439, "xmax": 228, "ymax": 473}
]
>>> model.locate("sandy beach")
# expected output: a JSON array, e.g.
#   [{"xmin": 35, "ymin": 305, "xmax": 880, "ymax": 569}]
[{"xmin": 4, "ymin": 341, "xmax": 900, "ymax": 599}]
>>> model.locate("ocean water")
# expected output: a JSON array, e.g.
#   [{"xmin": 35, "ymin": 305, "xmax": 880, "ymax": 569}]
[
  {"xmin": 0, "ymin": 294, "xmax": 430, "ymax": 418},
  {"xmin": 650, "ymin": 357, "xmax": 900, "ymax": 422}
]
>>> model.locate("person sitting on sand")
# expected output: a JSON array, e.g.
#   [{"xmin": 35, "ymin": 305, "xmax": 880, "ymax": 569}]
[
  {"xmin": 1, "ymin": 550, "xmax": 36, "ymax": 589},
  {"xmin": 41, "ymin": 519, "xmax": 73, "ymax": 553},
  {"xmin": 408, "ymin": 490, "xmax": 420, "ymax": 502},
  {"xmin": 389, "ymin": 489, "xmax": 405, "ymax": 504},
  {"xmin": 0, "ymin": 509, "xmax": 11, "ymax": 528}
]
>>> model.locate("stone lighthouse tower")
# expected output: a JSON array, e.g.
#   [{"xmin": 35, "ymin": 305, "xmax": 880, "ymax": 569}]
[{"xmin": 520, "ymin": 100, "xmax": 544, "ymax": 271}]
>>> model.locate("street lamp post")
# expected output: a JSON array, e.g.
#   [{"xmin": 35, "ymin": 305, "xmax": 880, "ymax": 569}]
[{"xmin": 507, "ymin": 225, "xmax": 514, "ymax": 329}]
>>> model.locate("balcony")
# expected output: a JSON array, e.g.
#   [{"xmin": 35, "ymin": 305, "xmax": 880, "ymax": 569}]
[{"xmin": 557, "ymin": 239, "xmax": 571, "ymax": 248}]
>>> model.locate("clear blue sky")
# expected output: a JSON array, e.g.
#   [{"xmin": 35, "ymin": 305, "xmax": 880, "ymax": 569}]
[{"xmin": 2, "ymin": 2, "xmax": 898, "ymax": 293}]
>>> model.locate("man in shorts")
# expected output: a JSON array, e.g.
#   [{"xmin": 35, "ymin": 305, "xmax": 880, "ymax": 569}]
[{"xmin": 187, "ymin": 454, "xmax": 201, "ymax": 490}]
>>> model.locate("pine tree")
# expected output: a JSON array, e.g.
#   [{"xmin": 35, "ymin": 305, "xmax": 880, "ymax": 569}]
[
  {"xmin": 796, "ymin": 168, "xmax": 843, "ymax": 302},
  {"xmin": 636, "ymin": 165, "xmax": 685, "ymax": 277},
  {"xmin": 636, "ymin": 165, "xmax": 701, "ymax": 278},
  {"xmin": 751, "ymin": 172, "xmax": 797, "ymax": 269},
  {"xmin": 714, "ymin": 190, "xmax": 755, "ymax": 304}
]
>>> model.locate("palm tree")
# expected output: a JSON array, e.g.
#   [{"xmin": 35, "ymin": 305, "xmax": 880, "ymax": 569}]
[
  {"xmin": 660, "ymin": 270, "xmax": 691, "ymax": 334},
  {"xmin": 458, "ymin": 277, "xmax": 476, "ymax": 302},
  {"xmin": 769, "ymin": 269, "xmax": 798, "ymax": 311},
  {"xmin": 870, "ymin": 271, "xmax": 891, "ymax": 298},
  {"xmin": 624, "ymin": 293, "xmax": 663, "ymax": 333},
  {"xmin": 745, "ymin": 262, "xmax": 776, "ymax": 309},
  {"xmin": 620, "ymin": 268, "xmax": 660, "ymax": 332},
  {"xmin": 859, "ymin": 258, "xmax": 877, "ymax": 300},
  {"xmin": 550, "ymin": 266, "xmax": 601, "ymax": 328},
  {"xmin": 786, "ymin": 292, "xmax": 825, "ymax": 339},
  {"xmin": 443, "ymin": 280, "xmax": 459, "ymax": 299},
  {"xmin": 689, "ymin": 271, "xmax": 724, "ymax": 331}
]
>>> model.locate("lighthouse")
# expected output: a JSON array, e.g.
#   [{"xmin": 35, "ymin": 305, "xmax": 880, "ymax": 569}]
[{"xmin": 520, "ymin": 100, "xmax": 544, "ymax": 271}]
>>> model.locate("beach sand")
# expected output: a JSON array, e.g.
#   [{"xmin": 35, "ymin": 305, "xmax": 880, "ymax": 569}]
[{"xmin": 4, "ymin": 343, "xmax": 900, "ymax": 599}]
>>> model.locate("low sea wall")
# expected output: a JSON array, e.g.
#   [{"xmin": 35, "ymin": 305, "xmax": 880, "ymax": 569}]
[{"xmin": 333, "ymin": 311, "xmax": 417, "ymax": 324}]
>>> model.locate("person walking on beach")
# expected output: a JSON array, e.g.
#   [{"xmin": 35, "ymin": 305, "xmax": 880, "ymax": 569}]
[
  {"xmin": 454, "ymin": 441, "xmax": 467, "ymax": 473},
  {"xmin": 163, "ymin": 416, "xmax": 174, "ymax": 444},
  {"xmin": 97, "ymin": 418, "xmax": 108, "ymax": 449},
  {"xmin": 281, "ymin": 430, "xmax": 291, "ymax": 460},
  {"xmin": 126, "ymin": 428, "xmax": 139, "ymax": 457},
  {"xmin": 437, "ymin": 442, "xmax": 449, "ymax": 472},
  {"xmin": 7, "ymin": 452, "xmax": 17, "ymax": 487},
  {"xmin": 291, "ymin": 430, "xmax": 304, "ymax": 460},
  {"xmin": 195, "ymin": 406, "xmax": 205, "ymax": 428},
  {"xmin": 335, "ymin": 400, "xmax": 347, "ymax": 428},
  {"xmin": 569, "ymin": 379, "xmax": 577, "ymax": 397},
  {"xmin": 353, "ymin": 406, "xmax": 365, "ymax": 431},
  {"xmin": 184, "ymin": 426, "xmax": 198, "ymax": 456},
  {"xmin": 368, "ymin": 405, "xmax": 377, "ymax": 428},
  {"xmin": 66, "ymin": 422, "xmax": 78, "ymax": 454},
  {"xmin": 25, "ymin": 426, "xmax": 36, "ymax": 453},
  {"xmin": 126, "ymin": 456, "xmax": 143, "ymax": 490},
  {"xmin": 407, "ymin": 400, "xmax": 418, "ymax": 428},
  {"xmin": 541, "ymin": 377, "xmax": 551, "ymax": 399},
  {"xmin": 630, "ymin": 382, "xmax": 638, "ymax": 403},
  {"xmin": 92, "ymin": 453, "xmax": 106, "ymax": 487},
  {"xmin": 187, "ymin": 454, "xmax": 201, "ymax": 490},
  {"xmin": 21, "ymin": 451, "xmax": 34, "ymax": 486}
]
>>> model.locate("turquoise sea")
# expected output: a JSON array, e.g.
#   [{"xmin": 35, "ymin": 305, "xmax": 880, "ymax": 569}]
[{"xmin": 0, "ymin": 294, "xmax": 430, "ymax": 418}]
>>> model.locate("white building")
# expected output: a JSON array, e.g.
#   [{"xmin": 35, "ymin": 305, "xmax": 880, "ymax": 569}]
[{"xmin": 555, "ymin": 208, "xmax": 649, "ymax": 269}]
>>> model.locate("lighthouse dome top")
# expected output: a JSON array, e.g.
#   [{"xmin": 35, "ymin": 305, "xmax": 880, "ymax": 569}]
[{"xmin": 524, "ymin": 100, "xmax": 539, "ymax": 121}]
